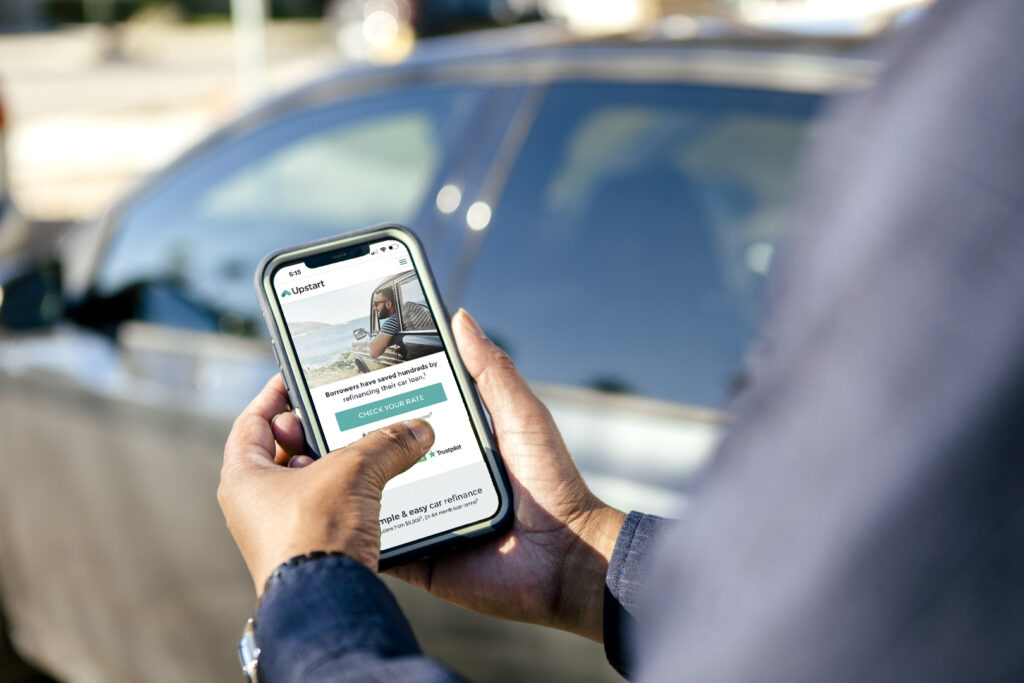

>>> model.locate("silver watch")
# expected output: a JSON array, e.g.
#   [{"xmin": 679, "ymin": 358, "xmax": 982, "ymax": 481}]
[{"xmin": 238, "ymin": 617, "xmax": 260, "ymax": 682}]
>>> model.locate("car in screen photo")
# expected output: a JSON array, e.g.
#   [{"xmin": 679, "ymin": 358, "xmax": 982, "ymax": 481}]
[{"xmin": 352, "ymin": 269, "xmax": 441, "ymax": 373}]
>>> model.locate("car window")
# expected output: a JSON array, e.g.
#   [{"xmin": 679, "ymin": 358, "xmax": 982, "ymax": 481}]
[
  {"xmin": 460, "ymin": 81, "xmax": 821, "ymax": 408},
  {"xmin": 93, "ymin": 84, "xmax": 482, "ymax": 335},
  {"xmin": 398, "ymin": 276, "xmax": 433, "ymax": 331}
]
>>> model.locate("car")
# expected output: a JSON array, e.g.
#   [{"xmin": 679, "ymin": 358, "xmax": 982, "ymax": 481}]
[
  {"xmin": 350, "ymin": 269, "xmax": 442, "ymax": 373},
  {"xmin": 0, "ymin": 21, "xmax": 876, "ymax": 683}
]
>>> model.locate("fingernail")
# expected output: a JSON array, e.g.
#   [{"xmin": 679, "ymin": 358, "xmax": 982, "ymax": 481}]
[
  {"xmin": 404, "ymin": 420, "xmax": 434, "ymax": 448},
  {"xmin": 456, "ymin": 309, "xmax": 485, "ymax": 338},
  {"xmin": 288, "ymin": 455, "xmax": 314, "ymax": 468}
]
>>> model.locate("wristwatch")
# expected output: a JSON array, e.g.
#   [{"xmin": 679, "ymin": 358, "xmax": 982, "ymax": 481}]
[{"xmin": 238, "ymin": 617, "xmax": 260, "ymax": 683}]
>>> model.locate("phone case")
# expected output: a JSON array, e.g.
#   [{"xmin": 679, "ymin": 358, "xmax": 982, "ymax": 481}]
[{"xmin": 255, "ymin": 223, "xmax": 512, "ymax": 569}]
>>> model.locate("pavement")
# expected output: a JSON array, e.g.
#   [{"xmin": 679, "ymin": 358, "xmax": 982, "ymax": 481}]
[{"xmin": 1, "ymin": 18, "xmax": 342, "ymax": 222}]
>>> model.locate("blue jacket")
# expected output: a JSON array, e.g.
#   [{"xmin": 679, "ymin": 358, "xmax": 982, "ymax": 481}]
[
  {"xmin": 254, "ymin": 0, "xmax": 1024, "ymax": 679},
  {"xmin": 255, "ymin": 513, "xmax": 663, "ymax": 682}
]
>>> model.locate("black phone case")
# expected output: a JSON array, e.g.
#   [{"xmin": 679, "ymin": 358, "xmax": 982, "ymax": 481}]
[{"xmin": 255, "ymin": 224, "xmax": 512, "ymax": 570}]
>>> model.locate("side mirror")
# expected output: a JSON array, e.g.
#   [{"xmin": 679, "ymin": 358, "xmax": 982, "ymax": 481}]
[
  {"xmin": 353, "ymin": 328, "xmax": 368, "ymax": 340},
  {"xmin": 0, "ymin": 258, "xmax": 64, "ymax": 330}
]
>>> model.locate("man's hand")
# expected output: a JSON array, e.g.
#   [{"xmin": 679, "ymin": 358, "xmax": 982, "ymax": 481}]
[
  {"xmin": 218, "ymin": 375, "xmax": 434, "ymax": 596},
  {"xmin": 389, "ymin": 309, "xmax": 626, "ymax": 643},
  {"xmin": 369, "ymin": 332, "xmax": 393, "ymax": 357}
]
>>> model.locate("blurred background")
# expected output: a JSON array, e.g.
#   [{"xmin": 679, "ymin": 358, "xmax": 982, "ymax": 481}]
[
  {"xmin": 0, "ymin": 0, "xmax": 926, "ymax": 225},
  {"xmin": 0, "ymin": 1, "xmax": 930, "ymax": 682}
]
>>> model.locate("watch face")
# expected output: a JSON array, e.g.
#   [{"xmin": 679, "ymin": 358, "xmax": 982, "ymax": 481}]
[{"xmin": 238, "ymin": 618, "xmax": 260, "ymax": 683}]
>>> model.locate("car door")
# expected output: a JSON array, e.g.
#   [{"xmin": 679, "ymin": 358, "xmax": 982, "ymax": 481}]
[
  {"xmin": 0, "ymin": 81, "xmax": 502, "ymax": 683},
  {"xmin": 452, "ymin": 75, "xmax": 828, "ymax": 515}
]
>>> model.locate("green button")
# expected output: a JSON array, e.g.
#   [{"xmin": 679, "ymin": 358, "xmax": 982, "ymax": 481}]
[{"xmin": 336, "ymin": 383, "xmax": 447, "ymax": 430}]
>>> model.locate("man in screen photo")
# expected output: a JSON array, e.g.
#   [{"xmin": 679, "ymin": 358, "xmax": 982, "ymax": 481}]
[{"xmin": 370, "ymin": 287, "xmax": 400, "ymax": 357}]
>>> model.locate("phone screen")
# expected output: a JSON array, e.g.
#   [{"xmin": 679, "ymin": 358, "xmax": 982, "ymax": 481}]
[{"xmin": 270, "ymin": 239, "xmax": 500, "ymax": 551}]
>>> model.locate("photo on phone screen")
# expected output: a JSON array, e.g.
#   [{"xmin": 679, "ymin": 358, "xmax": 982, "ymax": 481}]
[{"xmin": 270, "ymin": 238, "xmax": 501, "ymax": 551}]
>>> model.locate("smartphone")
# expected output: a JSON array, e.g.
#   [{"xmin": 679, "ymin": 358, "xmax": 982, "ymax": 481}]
[{"xmin": 255, "ymin": 224, "xmax": 512, "ymax": 568}]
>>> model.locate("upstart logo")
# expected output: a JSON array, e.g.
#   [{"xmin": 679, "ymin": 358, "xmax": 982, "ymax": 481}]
[{"xmin": 282, "ymin": 280, "xmax": 326, "ymax": 298}]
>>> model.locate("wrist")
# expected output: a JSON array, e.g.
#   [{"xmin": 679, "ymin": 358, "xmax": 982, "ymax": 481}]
[
  {"xmin": 258, "ymin": 551, "xmax": 350, "ymax": 599},
  {"xmin": 558, "ymin": 502, "xmax": 626, "ymax": 642},
  {"xmin": 251, "ymin": 530, "xmax": 381, "ymax": 597}
]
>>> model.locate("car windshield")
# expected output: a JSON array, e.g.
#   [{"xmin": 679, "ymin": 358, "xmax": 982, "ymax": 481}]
[{"xmin": 459, "ymin": 81, "xmax": 822, "ymax": 409}]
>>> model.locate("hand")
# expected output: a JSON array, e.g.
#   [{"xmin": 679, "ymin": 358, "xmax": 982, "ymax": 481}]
[
  {"xmin": 218, "ymin": 375, "xmax": 435, "ymax": 596},
  {"xmin": 388, "ymin": 309, "xmax": 626, "ymax": 642}
]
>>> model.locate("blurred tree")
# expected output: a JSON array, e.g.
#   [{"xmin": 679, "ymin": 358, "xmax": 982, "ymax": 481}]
[
  {"xmin": 83, "ymin": 0, "xmax": 127, "ymax": 59},
  {"xmin": 657, "ymin": 0, "xmax": 734, "ymax": 17},
  {"xmin": 37, "ymin": 0, "xmax": 327, "ymax": 23}
]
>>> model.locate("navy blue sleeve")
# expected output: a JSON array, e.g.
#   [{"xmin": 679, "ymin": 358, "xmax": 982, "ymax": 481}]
[
  {"xmin": 634, "ymin": 1, "xmax": 1024, "ymax": 681},
  {"xmin": 254, "ymin": 555, "xmax": 465, "ymax": 683},
  {"xmin": 603, "ymin": 511, "xmax": 671, "ymax": 678}
]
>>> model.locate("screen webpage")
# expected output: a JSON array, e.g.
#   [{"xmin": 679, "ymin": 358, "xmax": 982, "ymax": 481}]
[{"xmin": 272, "ymin": 239, "xmax": 499, "ymax": 550}]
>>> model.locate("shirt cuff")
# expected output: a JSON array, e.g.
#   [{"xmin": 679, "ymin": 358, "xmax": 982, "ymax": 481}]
[
  {"xmin": 604, "ymin": 511, "xmax": 671, "ymax": 678},
  {"xmin": 254, "ymin": 554, "xmax": 423, "ymax": 682}
]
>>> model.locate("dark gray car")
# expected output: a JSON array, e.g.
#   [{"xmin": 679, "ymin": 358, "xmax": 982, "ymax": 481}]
[{"xmin": 0, "ymin": 25, "xmax": 873, "ymax": 683}]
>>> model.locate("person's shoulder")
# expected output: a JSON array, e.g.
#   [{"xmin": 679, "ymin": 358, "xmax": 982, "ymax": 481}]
[{"xmin": 381, "ymin": 316, "xmax": 400, "ymax": 335}]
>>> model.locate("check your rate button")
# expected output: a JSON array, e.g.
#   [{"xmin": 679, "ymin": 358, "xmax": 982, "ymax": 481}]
[{"xmin": 336, "ymin": 383, "xmax": 447, "ymax": 430}]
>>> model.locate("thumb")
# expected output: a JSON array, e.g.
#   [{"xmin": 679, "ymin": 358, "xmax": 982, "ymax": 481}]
[
  {"xmin": 335, "ymin": 419, "xmax": 435, "ymax": 490},
  {"xmin": 452, "ymin": 309, "xmax": 552, "ymax": 432}
]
